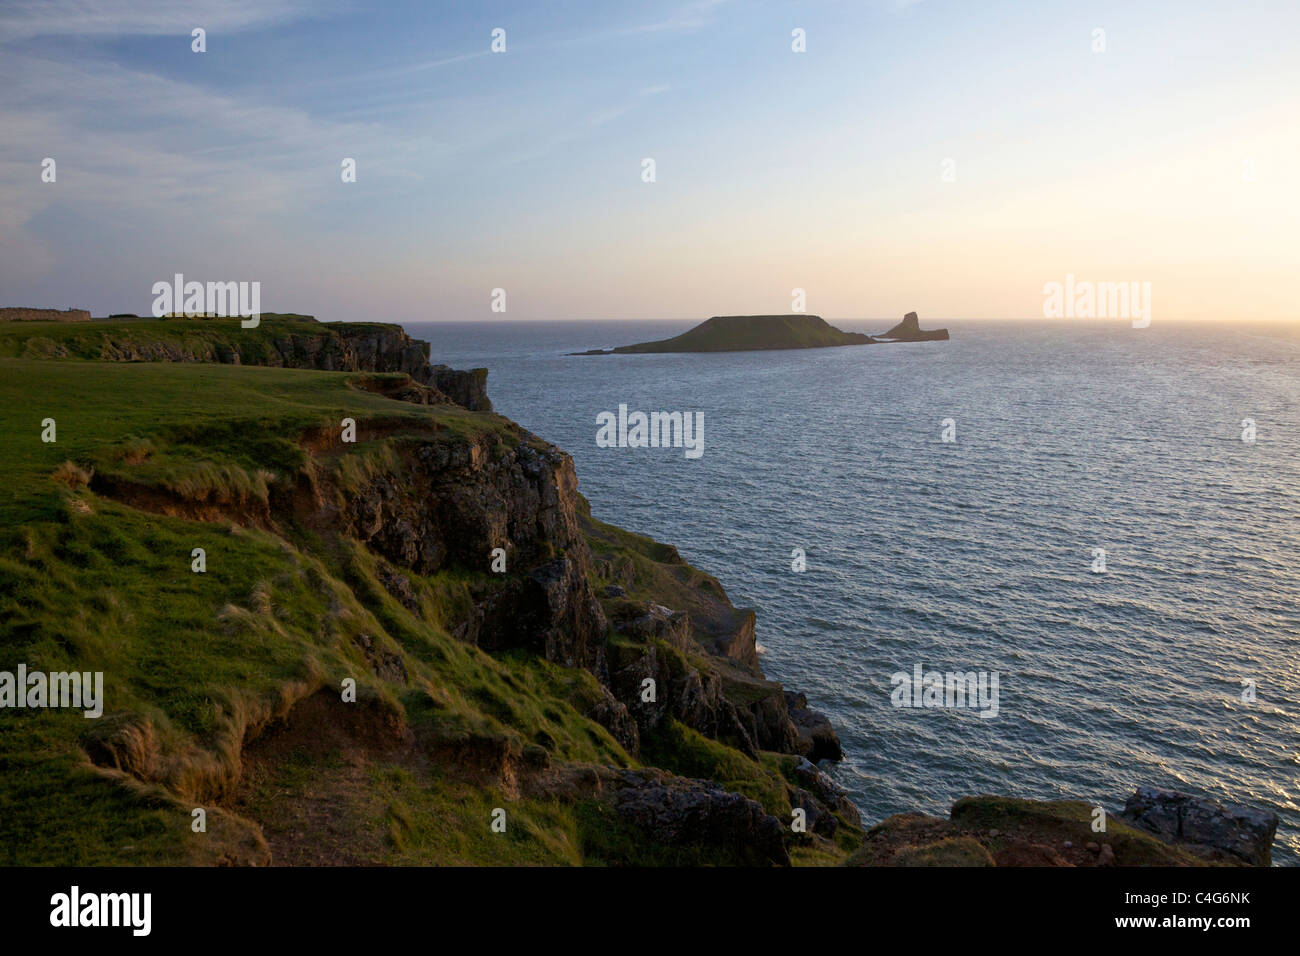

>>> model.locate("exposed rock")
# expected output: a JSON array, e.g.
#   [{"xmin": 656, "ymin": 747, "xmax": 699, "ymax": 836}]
[
  {"xmin": 430, "ymin": 365, "xmax": 492, "ymax": 412},
  {"xmin": 594, "ymin": 554, "xmax": 635, "ymax": 588},
  {"xmin": 1120, "ymin": 786, "xmax": 1278, "ymax": 866},
  {"xmin": 708, "ymin": 607, "xmax": 760, "ymax": 671},
  {"xmin": 785, "ymin": 691, "xmax": 843, "ymax": 761},
  {"xmin": 850, "ymin": 795, "xmax": 1238, "ymax": 867},
  {"xmin": 375, "ymin": 561, "xmax": 419, "ymax": 613},
  {"xmin": 877, "ymin": 311, "xmax": 949, "ymax": 342},
  {"xmin": 606, "ymin": 636, "xmax": 760, "ymax": 756},
  {"xmin": 790, "ymin": 787, "xmax": 838, "ymax": 837},
  {"xmin": 609, "ymin": 601, "xmax": 691, "ymax": 650},
  {"xmin": 793, "ymin": 756, "xmax": 861, "ymax": 826},
  {"xmin": 584, "ymin": 686, "xmax": 639, "ymax": 753},
  {"xmin": 611, "ymin": 769, "xmax": 790, "ymax": 866},
  {"xmin": 352, "ymin": 632, "xmax": 408, "ymax": 684}
]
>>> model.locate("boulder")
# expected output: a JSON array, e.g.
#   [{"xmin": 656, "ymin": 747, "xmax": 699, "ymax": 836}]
[{"xmin": 1120, "ymin": 786, "xmax": 1278, "ymax": 866}]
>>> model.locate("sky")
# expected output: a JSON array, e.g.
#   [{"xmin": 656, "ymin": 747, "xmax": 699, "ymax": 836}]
[{"xmin": 1, "ymin": 0, "xmax": 1297, "ymax": 322}]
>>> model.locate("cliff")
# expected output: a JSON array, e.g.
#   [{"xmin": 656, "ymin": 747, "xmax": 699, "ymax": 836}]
[
  {"xmin": 0, "ymin": 338, "xmax": 856, "ymax": 866},
  {"xmin": 0, "ymin": 316, "xmax": 492, "ymax": 412},
  {"xmin": 0, "ymin": 307, "xmax": 91, "ymax": 322}
]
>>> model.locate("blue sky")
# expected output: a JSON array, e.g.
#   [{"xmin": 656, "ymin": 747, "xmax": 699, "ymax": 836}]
[{"xmin": 1, "ymin": 0, "xmax": 1297, "ymax": 321}]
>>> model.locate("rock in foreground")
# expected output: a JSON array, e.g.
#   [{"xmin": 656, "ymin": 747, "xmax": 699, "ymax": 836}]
[
  {"xmin": 1121, "ymin": 786, "xmax": 1279, "ymax": 866},
  {"xmin": 849, "ymin": 793, "xmax": 1277, "ymax": 867}
]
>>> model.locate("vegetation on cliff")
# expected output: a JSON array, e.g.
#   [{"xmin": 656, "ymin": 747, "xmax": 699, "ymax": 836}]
[{"xmin": 0, "ymin": 338, "xmax": 859, "ymax": 865}]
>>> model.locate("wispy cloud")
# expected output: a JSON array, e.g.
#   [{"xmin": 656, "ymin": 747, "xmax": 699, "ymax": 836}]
[
  {"xmin": 622, "ymin": 0, "xmax": 731, "ymax": 35},
  {"xmin": 0, "ymin": 0, "xmax": 341, "ymax": 41}
]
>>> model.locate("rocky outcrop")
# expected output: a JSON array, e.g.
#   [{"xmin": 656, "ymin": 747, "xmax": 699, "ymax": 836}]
[
  {"xmin": 1121, "ymin": 786, "xmax": 1279, "ymax": 866},
  {"xmin": 98, "ymin": 323, "xmax": 434, "ymax": 379},
  {"xmin": 785, "ymin": 691, "xmax": 843, "ymax": 761},
  {"xmin": 431, "ymin": 365, "xmax": 492, "ymax": 412},
  {"xmin": 334, "ymin": 433, "xmax": 611, "ymax": 678},
  {"xmin": 611, "ymin": 769, "xmax": 791, "ymax": 866},
  {"xmin": 793, "ymin": 756, "xmax": 860, "ymax": 826},
  {"xmin": 877, "ymin": 311, "xmax": 948, "ymax": 342},
  {"xmin": 0, "ymin": 307, "xmax": 91, "ymax": 322},
  {"xmin": 321, "ymin": 408, "xmax": 847, "ymax": 781}
]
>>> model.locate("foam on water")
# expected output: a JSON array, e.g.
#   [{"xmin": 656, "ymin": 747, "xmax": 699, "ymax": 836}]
[{"xmin": 410, "ymin": 318, "xmax": 1300, "ymax": 865}]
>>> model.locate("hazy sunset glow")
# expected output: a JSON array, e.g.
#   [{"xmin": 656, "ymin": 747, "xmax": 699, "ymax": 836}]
[{"xmin": 2, "ymin": 0, "xmax": 1297, "ymax": 322}]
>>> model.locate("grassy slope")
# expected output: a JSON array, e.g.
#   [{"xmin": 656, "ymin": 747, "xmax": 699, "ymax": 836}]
[
  {"xmin": 0, "ymin": 352, "xmax": 850, "ymax": 865},
  {"xmin": 0, "ymin": 357, "xmax": 617, "ymax": 864},
  {"xmin": 614, "ymin": 315, "xmax": 873, "ymax": 353}
]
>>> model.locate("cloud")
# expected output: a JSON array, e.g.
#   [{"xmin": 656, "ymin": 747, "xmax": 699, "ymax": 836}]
[
  {"xmin": 0, "ymin": 0, "xmax": 338, "ymax": 41},
  {"xmin": 622, "ymin": 0, "xmax": 731, "ymax": 35},
  {"xmin": 0, "ymin": 48, "xmax": 394, "ymax": 252}
]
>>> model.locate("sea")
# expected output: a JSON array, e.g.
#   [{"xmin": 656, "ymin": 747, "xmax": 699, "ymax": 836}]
[{"xmin": 406, "ymin": 318, "xmax": 1300, "ymax": 865}]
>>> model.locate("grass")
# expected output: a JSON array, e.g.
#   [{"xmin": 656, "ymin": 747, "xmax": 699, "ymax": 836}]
[
  {"xmin": 0, "ymin": 342, "xmax": 862, "ymax": 866},
  {"xmin": 0, "ymin": 353, "xmax": 629, "ymax": 864}
]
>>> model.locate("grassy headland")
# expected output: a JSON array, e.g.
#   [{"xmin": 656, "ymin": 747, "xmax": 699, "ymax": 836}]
[{"xmin": 0, "ymin": 324, "xmax": 861, "ymax": 865}]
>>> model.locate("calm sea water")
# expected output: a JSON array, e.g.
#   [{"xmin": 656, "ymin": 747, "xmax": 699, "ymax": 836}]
[{"xmin": 408, "ymin": 318, "xmax": 1300, "ymax": 864}]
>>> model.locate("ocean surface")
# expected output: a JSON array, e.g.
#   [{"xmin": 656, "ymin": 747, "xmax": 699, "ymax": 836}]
[{"xmin": 407, "ymin": 318, "xmax": 1300, "ymax": 865}]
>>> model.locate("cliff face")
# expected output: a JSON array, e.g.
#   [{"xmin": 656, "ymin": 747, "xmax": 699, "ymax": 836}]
[
  {"xmin": 0, "ymin": 307, "xmax": 91, "ymax": 322},
  {"xmin": 315, "ymin": 414, "xmax": 838, "ymax": 769},
  {"xmin": 334, "ymin": 434, "xmax": 609, "ymax": 674},
  {"xmin": 17, "ymin": 351, "xmax": 856, "ymax": 865},
  {"xmin": 96, "ymin": 323, "xmax": 431, "ymax": 382},
  {"xmin": 0, "ymin": 317, "xmax": 493, "ymax": 412}
]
